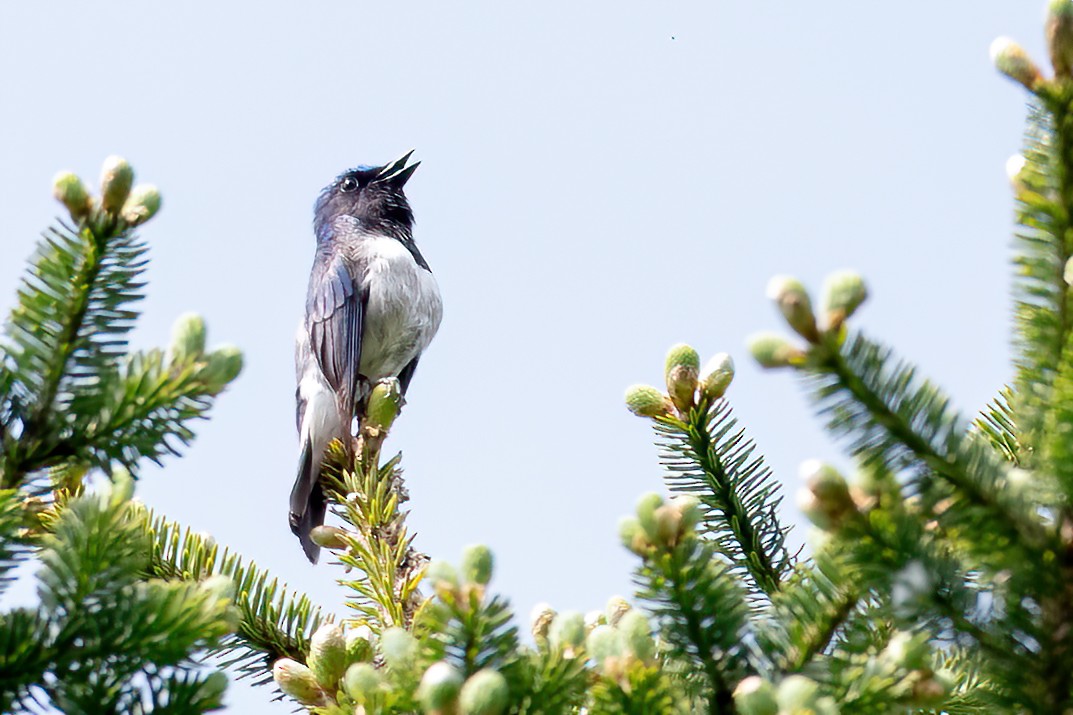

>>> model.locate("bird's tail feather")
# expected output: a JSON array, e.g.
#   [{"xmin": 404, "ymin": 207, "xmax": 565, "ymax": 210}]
[{"xmin": 290, "ymin": 439, "xmax": 325, "ymax": 563}]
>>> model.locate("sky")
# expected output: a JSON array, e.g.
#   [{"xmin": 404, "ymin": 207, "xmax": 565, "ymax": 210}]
[{"xmin": 0, "ymin": 1, "xmax": 1047, "ymax": 711}]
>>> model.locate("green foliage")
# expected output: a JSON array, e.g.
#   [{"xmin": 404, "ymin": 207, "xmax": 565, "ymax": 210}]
[{"xmin": 0, "ymin": 481, "xmax": 235, "ymax": 713}]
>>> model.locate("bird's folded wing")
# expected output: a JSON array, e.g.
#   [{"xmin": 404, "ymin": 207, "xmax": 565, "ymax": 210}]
[{"xmin": 305, "ymin": 253, "xmax": 365, "ymax": 417}]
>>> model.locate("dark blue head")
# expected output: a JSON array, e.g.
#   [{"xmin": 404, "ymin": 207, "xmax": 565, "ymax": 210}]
[{"xmin": 314, "ymin": 151, "xmax": 420, "ymax": 242}]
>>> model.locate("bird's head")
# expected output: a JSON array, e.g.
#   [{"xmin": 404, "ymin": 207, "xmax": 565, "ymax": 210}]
[{"xmin": 314, "ymin": 150, "xmax": 420, "ymax": 241}]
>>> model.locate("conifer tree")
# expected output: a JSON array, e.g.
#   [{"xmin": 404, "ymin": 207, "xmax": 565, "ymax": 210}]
[{"xmin": 5, "ymin": 4, "xmax": 1073, "ymax": 714}]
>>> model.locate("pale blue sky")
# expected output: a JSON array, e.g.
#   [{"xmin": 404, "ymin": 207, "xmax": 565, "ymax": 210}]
[{"xmin": 0, "ymin": 2, "xmax": 1044, "ymax": 711}]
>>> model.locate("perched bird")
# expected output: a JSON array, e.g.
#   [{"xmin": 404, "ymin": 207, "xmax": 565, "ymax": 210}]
[{"xmin": 292, "ymin": 151, "xmax": 442, "ymax": 562}]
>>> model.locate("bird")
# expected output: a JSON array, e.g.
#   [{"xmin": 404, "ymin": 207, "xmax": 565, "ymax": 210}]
[{"xmin": 291, "ymin": 151, "xmax": 442, "ymax": 563}]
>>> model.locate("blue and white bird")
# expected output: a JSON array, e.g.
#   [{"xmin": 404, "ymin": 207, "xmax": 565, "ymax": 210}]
[{"xmin": 292, "ymin": 151, "xmax": 442, "ymax": 562}]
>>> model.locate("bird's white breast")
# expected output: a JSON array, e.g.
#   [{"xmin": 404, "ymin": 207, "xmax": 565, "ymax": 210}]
[{"xmin": 355, "ymin": 236, "xmax": 443, "ymax": 381}]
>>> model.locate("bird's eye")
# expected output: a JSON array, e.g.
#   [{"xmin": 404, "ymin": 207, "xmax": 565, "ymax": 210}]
[{"xmin": 340, "ymin": 176, "xmax": 359, "ymax": 193}]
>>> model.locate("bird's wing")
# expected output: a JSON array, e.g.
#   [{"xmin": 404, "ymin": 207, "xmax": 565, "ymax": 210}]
[{"xmin": 305, "ymin": 252, "xmax": 365, "ymax": 417}]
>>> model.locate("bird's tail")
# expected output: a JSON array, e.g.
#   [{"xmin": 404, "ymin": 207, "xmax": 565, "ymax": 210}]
[{"xmin": 290, "ymin": 439, "xmax": 327, "ymax": 563}]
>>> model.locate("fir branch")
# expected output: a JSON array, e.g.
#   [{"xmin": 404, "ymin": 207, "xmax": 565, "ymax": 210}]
[
  {"xmin": 653, "ymin": 398, "xmax": 792, "ymax": 599},
  {"xmin": 972, "ymin": 387, "xmax": 1020, "ymax": 466},
  {"xmin": 138, "ymin": 505, "xmax": 322, "ymax": 682},
  {"xmin": 0, "ymin": 490, "xmax": 29, "ymax": 598},
  {"xmin": 633, "ymin": 535, "xmax": 749, "ymax": 715},
  {"xmin": 763, "ymin": 550, "xmax": 860, "ymax": 672},
  {"xmin": 2, "ymin": 220, "xmax": 146, "ymax": 488},
  {"xmin": 322, "ymin": 440, "xmax": 427, "ymax": 633},
  {"xmin": 804, "ymin": 332, "xmax": 1052, "ymax": 561},
  {"xmin": 509, "ymin": 649, "xmax": 589, "ymax": 715}
]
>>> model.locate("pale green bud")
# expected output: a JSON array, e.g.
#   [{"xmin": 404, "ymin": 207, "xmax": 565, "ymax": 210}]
[
  {"xmin": 427, "ymin": 559, "xmax": 461, "ymax": 590},
  {"xmin": 548, "ymin": 610, "xmax": 586, "ymax": 651},
  {"xmin": 618, "ymin": 610, "xmax": 655, "ymax": 663},
  {"xmin": 198, "ymin": 671, "xmax": 228, "ymax": 708},
  {"xmin": 307, "ymin": 621, "xmax": 347, "ymax": 688},
  {"xmin": 458, "ymin": 669, "xmax": 509, "ymax": 715},
  {"xmin": 797, "ymin": 460, "xmax": 855, "ymax": 531},
  {"xmin": 530, "ymin": 602, "xmax": 556, "ymax": 642},
  {"xmin": 671, "ymin": 495, "xmax": 702, "ymax": 533},
  {"xmin": 121, "ymin": 184, "xmax": 162, "ymax": 226},
  {"xmin": 366, "ymin": 377, "xmax": 402, "ymax": 432},
  {"xmin": 605, "ymin": 595, "xmax": 631, "ymax": 627},
  {"xmin": 624, "ymin": 384, "xmax": 673, "ymax": 418},
  {"xmin": 346, "ymin": 625, "xmax": 374, "ymax": 662},
  {"xmin": 418, "ymin": 661, "xmax": 465, "ymax": 712},
  {"xmin": 380, "ymin": 626, "xmax": 417, "ymax": 668},
  {"xmin": 766, "ymin": 275, "xmax": 819, "ymax": 342},
  {"xmin": 199, "ymin": 345, "xmax": 244, "ymax": 393},
  {"xmin": 990, "ymin": 37, "xmax": 1042, "ymax": 90},
  {"xmin": 775, "ymin": 675, "xmax": 822, "ymax": 712},
  {"xmin": 461, "ymin": 544, "xmax": 494, "ymax": 585},
  {"xmin": 99, "ymin": 155, "xmax": 134, "ymax": 213},
  {"xmin": 821, "ymin": 270, "xmax": 868, "ymax": 331},
  {"xmin": 1066, "ymin": 256, "xmax": 1073, "ymax": 286},
  {"xmin": 343, "ymin": 662, "xmax": 382, "ymax": 700},
  {"xmin": 733, "ymin": 676, "xmax": 778, "ymax": 715},
  {"xmin": 618, "ymin": 516, "xmax": 649, "ymax": 555},
  {"xmin": 635, "ymin": 492, "xmax": 664, "ymax": 542},
  {"xmin": 699, "ymin": 352, "xmax": 734, "ymax": 401},
  {"xmin": 584, "ymin": 610, "xmax": 606, "ymax": 633},
  {"xmin": 1048, "ymin": 0, "xmax": 1073, "ymax": 78},
  {"xmin": 665, "ymin": 343, "xmax": 700, "ymax": 412},
  {"xmin": 273, "ymin": 658, "xmax": 326, "ymax": 706},
  {"xmin": 310, "ymin": 525, "xmax": 349, "ymax": 550},
  {"xmin": 52, "ymin": 171, "xmax": 91, "ymax": 220},
  {"xmin": 586, "ymin": 624, "xmax": 625, "ymax": 664},
  {"xmin": 747, "ymin": 332, "xmax": 804, "ymax": 369},
  {"xmin": 169, "ymin": 312, "xmax": 206, "ymax": 364}
]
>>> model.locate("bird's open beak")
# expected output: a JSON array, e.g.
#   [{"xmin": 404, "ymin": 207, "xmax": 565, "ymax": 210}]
[{"xmin": 376, "ymin": 150, "xmax": 420, "ymax": 187}]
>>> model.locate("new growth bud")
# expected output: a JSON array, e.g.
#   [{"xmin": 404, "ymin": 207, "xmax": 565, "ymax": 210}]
[
  {"xmin": 699, "ymin": 352, "xmax": 735, "ymax": 401},
  {"xmin": 747, "ymin": 332, "xmax": 805, "ymax": 369},
  {"xmin": 624, "ymin": 384, "xmax": 673, "ymax": 419},
  {"xmin": 380, "ymin": 627, "xmax": 418, "ymax": 668},
  {"xmin": 821, "ymin": 270, "xmax": 868, "ymax": 332},
  {"xmin": 1048, "ymin": 0, "xmax": 1073, "ymax": 78},
  {"xmin": 52, "ymin": 171, "xmax": 91, "ymax": 221},
  {"xmin": 990, "ymin": 37, "xmax": 1043, "ymax": 90},
  {"xmin": 586, "ymin": 624, "xmax": 625, "ymax": 664},
  {"xmin": 797, "ymin": 460, "xmax": 855, "ymax": 531},
  {"xmin": 309, "ymin": 525, "xmax": 349, "ymax": 550},
  {"xmin": 461, "ymin": 544, "xmax": 494, "ymax": 585},
  {"xmin": 273, "ymin": 658, "xmax": 328, "ymax": 706},
  {"xmin": 199, "ymin": 345, "xmax": 244, "ymax": 394},
  {"xmin": 458, "ymin": 669, "xmax": 510, "ymax": 715},
  {"xmin": 548, "ymin": 610, "xmax": 586, "ymax": 652},
  {"xmin": 427, "ymin": 560, "xmax": 461, "ymax": 591},
  {"xmin": 99, "ymin": 155, "xmax": 134, "ymax": 213},
  {"xmin": 665, "ymin": 343, "xmax": 700, "ymax": 412},
  {"xmin": 366, "ymin": 378, "xmax": 403, "ymax": 433},
  {"xmin": 530, "ymin": 602, "xmax": 556, "ymax": 642},
  {"xmin": 169, "ymin": 312, "xmax": 206, "ymax": 364},
  {"xmin": 306, "ymin": 621, "xmax": 347, "ymax": 688},
  {"xmin": 344, "ymin": 662, "xmax": 383, "ymax": 701},
  {"xmin": 418, "ymin": 662, "xmax": 465, "ymax": 713},
  {"xmin": 605, "ymin": 595, "xmax": 631, "ymax": 627},
  {"xmin": 121, "ymin": 184, "xmax": 162, "ymax": 226},
  {"xmin": 766, "ymin": 275, "xmax": 819, "ymax": 342},
  {"xmin": 618, "ymin": 609, "xmax": 656, "ymax": 663}
]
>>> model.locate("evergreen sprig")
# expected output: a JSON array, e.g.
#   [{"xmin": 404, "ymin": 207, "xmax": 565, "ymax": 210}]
[
  {"xmin": 653, "ymin": 397, "xmax": 792, "ymax": 599},
  {"xmin": 140, "ymin": 506, "xmax": 323, "ymax": 683},
  {"xmin": 1, "ymin": 480, "xmax": 234, "ymax": 713}
]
